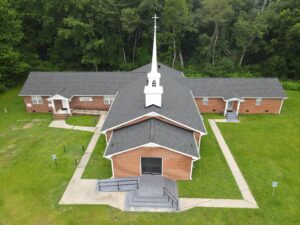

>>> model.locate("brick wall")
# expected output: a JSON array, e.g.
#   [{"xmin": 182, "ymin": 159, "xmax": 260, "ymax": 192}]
[
  {"xmin": 194, "ymin": 98, "xmax": 225, "ymax": 113},
  {"xmin": 239, "ymin": 98, "xmax": 283, "ymax": 114},
  {"xmin": 23, "ymin": 96, "xmax": 52, "ymax": 113},
  {"xmin": 112, "ymin": 146, "xmax": 193, "ymax": 180},
  {"xmin": 69, "ymin": 96, "xmax": 110, "ymax": 111}
]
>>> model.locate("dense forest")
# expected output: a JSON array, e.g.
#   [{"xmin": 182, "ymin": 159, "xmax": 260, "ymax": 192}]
[{"xmin": 0, "ymin": 0, "xmax": 300, "ymax": 91}]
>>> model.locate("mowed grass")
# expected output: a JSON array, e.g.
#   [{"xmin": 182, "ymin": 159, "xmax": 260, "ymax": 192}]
[
  {"xmin": 66, "ymin": 115, "xmax": 99, "ymax": 127},
  {"xmin": 0, "ymin": 86, "xmax": 300, "ymax": 225},
  {"xmin": 82, "ymin": 135, "xmax": 112, "ymax": 179}
]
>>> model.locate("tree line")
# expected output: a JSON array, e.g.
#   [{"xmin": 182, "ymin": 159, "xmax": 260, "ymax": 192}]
[{"xmin": 0, "ymin": 0, "xmax": 299, "ymax": 91}]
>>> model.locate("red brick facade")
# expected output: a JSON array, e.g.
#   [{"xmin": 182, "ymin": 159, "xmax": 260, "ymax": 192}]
[
  {"xmin": 69, "ymin": 96, "xmax": 110, "ymax": 111},
  {"xmin": 112, "ymin": 146, "xmax": 193, "ymax": 180},
  {"xmin": 239, "ymin": 98, "xmax": 283, "ymax": 114},
  {"xmin": 195, "ymin": 98, "xmax": 225, "ymax": 113},
  {"xmin": 194, "ymin": 97, "xmax": 283, "ymax": 114},
  {"xmin": 23, "ymin": 96, "xmax": 52, "ymax": 113},
  {"xmin": 23, "ymin": 95, "xmax": 284, "ymax": 115},
  {"xmin": 23, "ymin": 96, "xmax": 111, "ymax": 113}
]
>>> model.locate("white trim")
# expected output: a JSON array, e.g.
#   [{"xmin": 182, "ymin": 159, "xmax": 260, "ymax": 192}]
[
  {"xmin": 279, "ymin": 98, "xmax": 284, "ymax": 114},
  {"xmin": 79, "ymin": 96, "xmax": 93, "ymax": 102},
  {"xmin": 236, "ymin": 100, "xmax": 241, "ymax": 116},
  {"xmin": 104, "ymin": 95, "xmax": 115, "ymax": 105},
  {"xmin": 189, "ymin": 160, "xmax": 195, "ymax": 180},
  {"xmin": 226, "ymin": 97, "xmax": 243, "ymax": 101},
  {"xmin": 255, "ymin": 97, "xmax": 262, "ymax": 106},
  {"xmin": 104, "ymin": 142, "xmax": 199, "ymax": 160},
  {"xmin": 47, "ymin": 94, "xmax": 69, "ymax": 101},
  {"xmin": 31, "ymin": 95, "xmax": 43, "ymax": 104},
  {"xmin": 111, "ymin": 158, "xmax": 115, "ymax": 178},
  {"xmin": 202, "ymin": 97, "xmax": 209, "ymax": 105},
  {"xmin": 224, "ymin": 101, "xmax": 228, "ymax": 116}
]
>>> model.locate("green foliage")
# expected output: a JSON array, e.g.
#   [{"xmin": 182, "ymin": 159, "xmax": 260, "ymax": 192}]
[
  {"xmin": 0, "ymin": 0, "xmax": 28, "ymax": 91},
  {"xmin": 0, "ymin": 0, "xmax": 299, "ymax": 86},
  {"xmin": 282, "ymin": 81, "xmax": 300, "ymax": 91}
]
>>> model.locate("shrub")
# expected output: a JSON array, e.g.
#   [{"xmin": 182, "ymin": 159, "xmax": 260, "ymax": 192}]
[{"xmin": 281, "ymin": 81, "xmax": 300, "ymax": 91}]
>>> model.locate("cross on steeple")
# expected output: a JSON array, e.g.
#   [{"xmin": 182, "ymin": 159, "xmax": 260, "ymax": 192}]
[{"xmin": 152, "ymin": 14, "xmax": 159, "ymax": 29}]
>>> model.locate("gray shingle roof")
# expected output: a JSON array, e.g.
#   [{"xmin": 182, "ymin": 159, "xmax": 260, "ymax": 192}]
[
  {"xmin": 105, "ymin": 118, "xmax": 199, "ymax": 158},
  {"xmin": 101, "ymin": 75, "xmax": 206, "ymax": 133},
  {"xmin": 132, "ymin": 62, "xmax": 183, "ymax": 78},
  {"xmin": 179, "ymin": 78, "xmax": 286, "ymax": 100},
  {"xmin": 20, "ymin": 72, "xmax": 143, "ymax": 98}
]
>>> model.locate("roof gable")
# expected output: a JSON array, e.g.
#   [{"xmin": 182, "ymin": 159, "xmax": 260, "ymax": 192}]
[{"xmin": 104, "ymin": 119, "xmax": 199, "ymax": 158}]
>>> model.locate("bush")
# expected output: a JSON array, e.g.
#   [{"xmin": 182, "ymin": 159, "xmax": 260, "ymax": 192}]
[{"xmin": 281, "ymin": 81, "xmax": 300, "ymax": 91}]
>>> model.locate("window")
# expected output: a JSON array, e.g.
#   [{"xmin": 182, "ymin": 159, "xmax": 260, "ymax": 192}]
[
  {"xmin": 256, "ymin": 98, "xmax": 262, "ymax": 106},
  {"xmin": 203, "ymin": 97, "xmax": 209, "ymax": 105},
  {"xmin": 79, "ymin": 97, "xmax": 93, "ymax": 102},
  {"xmin": 31, "ymin": 96, "xmax": 43, "ymax": 104},
  {"xmin": 152, "ymin": 80, "xmax": 156, "ymax": 87},
  {"xmin": 104, "ymin": 96, "xmax": 115, "ymax": 105}
]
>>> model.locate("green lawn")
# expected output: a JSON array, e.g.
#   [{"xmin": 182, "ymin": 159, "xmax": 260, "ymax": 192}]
[
  {"xmin": 66, "ymin": 115, "xmax": 99, "ymax": 127},
  {"xmin": 82, "ymin": 135, "xmax": 112, "ymax": 179},
  {"xmin": 0, "ymin": 87, "xmax": 299, "ymax": 225}
]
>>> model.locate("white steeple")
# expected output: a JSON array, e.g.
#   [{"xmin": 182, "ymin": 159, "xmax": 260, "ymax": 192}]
[{"xmin": 144, "ymin": 14, "xmax": 163, "ymax": 108}]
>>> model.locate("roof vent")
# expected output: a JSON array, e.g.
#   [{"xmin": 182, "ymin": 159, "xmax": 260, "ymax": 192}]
[{"xmin": 150, "ymin": 119, "xmax": 155, "ymax": 141}]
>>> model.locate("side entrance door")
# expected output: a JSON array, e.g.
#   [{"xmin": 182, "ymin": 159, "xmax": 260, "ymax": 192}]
[
  {"xmin": 141, "ymin": 157, "xmax": 162, "ymax": 175},
  {"xmin": 227, "ymin": 101, "xmax": 233, "ymax": 112}
]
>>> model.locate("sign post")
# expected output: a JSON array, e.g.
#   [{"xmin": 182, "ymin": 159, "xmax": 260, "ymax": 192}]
[
  {"xmin": 272, "ymin": 181, "xmax": 278, "ymax": 197},
  {"xmin": 52, "ymin": 154, "xmax": 57, "ymax": 166}
]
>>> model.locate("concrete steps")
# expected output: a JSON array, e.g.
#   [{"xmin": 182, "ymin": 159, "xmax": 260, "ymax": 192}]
[
  {"xmin": 124, "ymin": 176, "xmax": 179, "ymax": 212},
  {"xmin": 226, "ymin": 112, "xmax": 239, "ymax": 122}
]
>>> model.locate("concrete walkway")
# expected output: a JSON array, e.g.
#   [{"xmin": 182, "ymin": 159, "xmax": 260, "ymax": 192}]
[
  {"xmin": 49, "ymin": 120, "xmax": 96, "ymax": 132},
  {"xmin": 56, "ymin": 115, "xmax": 258, "ymax": 211},
  {"xmin": 59, "ymin": 112, "xmax": 127, "ymax": 209},
  {"xmin": 179, "ymin": 119, "xmax": 258, "ymax": 211}
]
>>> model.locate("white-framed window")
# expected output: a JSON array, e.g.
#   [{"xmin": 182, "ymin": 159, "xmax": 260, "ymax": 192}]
[
  {"xmin": 203, "ymin": 97, "xmax": 209, "ymax": 105},
  {"xmin": 31, "ymin": 96, "xmax": 43, "ymax": 104},
  {"xmin": 79, "ymin": 97, "xmax": 93, "ymax": 102},
  {"xmin": 256, "ymin": 98, "xmax": 262, "ymax": 106},
  {"xmin": 152, "ymin": 80, "xmax": 156, "ymax": 87},
  {"xmin": 104, "ymin": 95, "xmax": 115, "ymax": 105}
]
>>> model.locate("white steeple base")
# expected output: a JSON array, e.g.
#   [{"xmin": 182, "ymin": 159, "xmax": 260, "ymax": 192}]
[{"xmin": 144, "ymin": 86, "xmax": 163, "ymax": 107}]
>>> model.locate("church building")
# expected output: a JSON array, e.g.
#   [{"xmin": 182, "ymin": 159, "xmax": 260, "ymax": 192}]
[{"xmin": 20, "ymin": 15, "xmax": 286, "ymax": 181}]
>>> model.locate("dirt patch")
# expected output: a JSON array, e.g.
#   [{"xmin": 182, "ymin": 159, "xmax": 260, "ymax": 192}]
[
  {"xmin": 22, "ymin": 119, "xmax": 45, "ymax": 129},
  {"xmin": 23, "ymin": 122, "xmax": 34, "ymax": 129}
]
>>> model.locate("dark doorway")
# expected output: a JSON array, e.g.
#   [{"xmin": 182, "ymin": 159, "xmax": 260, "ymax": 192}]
[{"xmin": 141, "ymin": 157, "xmax": 162, "ymax": 175}]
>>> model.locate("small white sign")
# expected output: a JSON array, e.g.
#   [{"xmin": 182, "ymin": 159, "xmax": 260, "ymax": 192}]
[
  {"xmin": 272, "ymin": 181, "xmax": 278, "ymax": 187},
  {"xmin": 52, "ymin": 154, "xmax": 57, "ymax": 160},
  {"xmin": 26, "ymin": 103, "xmax": 32, "ymax": 107}
]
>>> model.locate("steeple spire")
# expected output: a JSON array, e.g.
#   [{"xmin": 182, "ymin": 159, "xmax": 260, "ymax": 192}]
[
  {"xmin": 144, "ymin": 14, "xmax": 163, "ymax": 108},
  {"xmin": 150, "ymin": 14, "xmax": 159, "ymax": 74}
]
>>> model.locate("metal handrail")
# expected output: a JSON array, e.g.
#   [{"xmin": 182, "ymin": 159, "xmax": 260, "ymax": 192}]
[
  {"xmin": 163, "ymin": 187, "xmax": 179, "ymax": 210},
  {"xmin": 98, "ymin": 179, "xmax": 139, "ymax": 191}
]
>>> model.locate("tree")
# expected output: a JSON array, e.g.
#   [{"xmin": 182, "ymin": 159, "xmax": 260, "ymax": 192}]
[
  {"xmin": 0, "ymin": 0, "xmax": 28, "ymax": 91},
  {"xmin": 121, "ymin": 8, "xmax": 140, "ymax": 63},
  {"xmin": 201, "ymin": 0, "xmax": 233, "ymax": 65},
  {"xmin": 162, "ymin": 0, "xmax": 192, "ymax": 68}
]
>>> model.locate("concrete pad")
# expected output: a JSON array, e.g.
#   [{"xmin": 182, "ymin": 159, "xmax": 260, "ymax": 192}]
[
  {"xmin": 49, "ymin": 120, "xmax": 96, "ymax": 132},
  {"xmin": 180, "ymin": 198, "xmax": 258, "ymax": 210}
]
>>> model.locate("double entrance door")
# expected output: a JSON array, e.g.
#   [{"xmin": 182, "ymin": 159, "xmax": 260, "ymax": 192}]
[{"xmin": 141, "ymin": 157, "xmax": 162, "ymax": 175}]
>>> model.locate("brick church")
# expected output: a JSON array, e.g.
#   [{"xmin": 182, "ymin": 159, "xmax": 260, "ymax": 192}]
[{"xmin": 20, "ymin": 16, "xmax": 286, "ymax": 181}]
